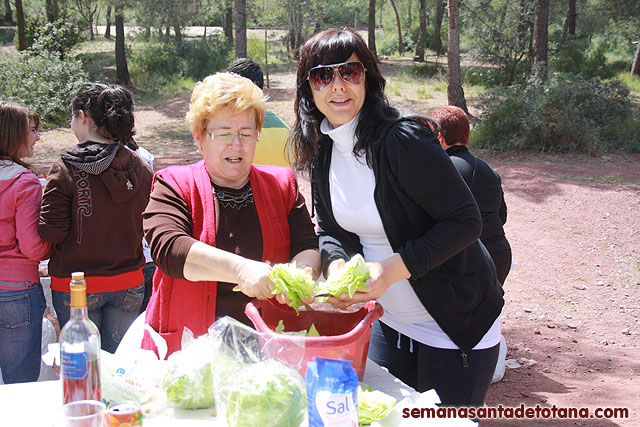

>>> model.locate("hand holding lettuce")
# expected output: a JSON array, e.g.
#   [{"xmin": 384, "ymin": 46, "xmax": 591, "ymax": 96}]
[
  {"xmin": 316, "ymin": 254, "xmax": 370, "ymax": 300},
  {"xmin": 269, "ymin": 262, "xmax": 316, "ymax": 314}
]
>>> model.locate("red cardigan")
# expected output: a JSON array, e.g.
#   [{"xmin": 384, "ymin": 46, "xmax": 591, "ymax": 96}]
[{"xmin": 142, "ymin": 161, "xmax": 295, "ymax": 357}]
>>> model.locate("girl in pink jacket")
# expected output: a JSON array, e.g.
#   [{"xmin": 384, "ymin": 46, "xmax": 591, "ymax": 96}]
[{"xmin": 0, "ymin": 101, "xmax": 52, "ymax": 383}]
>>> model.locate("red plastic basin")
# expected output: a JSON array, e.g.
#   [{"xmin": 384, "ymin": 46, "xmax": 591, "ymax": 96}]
[{"xmin": 245, "ymin": 299, "xmax": 383, "ymax": 380}]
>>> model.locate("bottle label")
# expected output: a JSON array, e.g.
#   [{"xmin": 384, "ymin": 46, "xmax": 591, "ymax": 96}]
[{"xmin": 61, "ymin": 351, "xmax": 88, "ymax": 380}]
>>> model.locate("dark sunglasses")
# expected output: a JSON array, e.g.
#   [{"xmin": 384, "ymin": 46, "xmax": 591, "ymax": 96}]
[
  {"xmin": 66, "ymin": 112, "xmax": 75, "ymax": 124},
  {"xmin": 307, "ymin": 61, "xmax": 367, "ymax": 91}
]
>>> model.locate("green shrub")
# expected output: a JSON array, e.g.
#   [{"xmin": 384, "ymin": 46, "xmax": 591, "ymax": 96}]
[
  {"xmin": 0, "ymin": 27, "xmax": 15, "ymax": 44},
  {"xmin": 24, "ymin": 19, "xmax": 81, "ymax": 59},
  {"xmin": 0, "ymin": 50, "xmax": 87, "ymax": 125},
  {"xmin": 410, "ymin": 62, "xmax": 446, "ymax": 79},
  {"xmin": 552, "ymin": 43, "xmax": 618, "ymax": 80},
  {"xmin": 246, "ymin": 36, "xmax": 266, "ymax": 64},
  {"xmin": 378, "ymin": 31, "xmax": 416, "ymax": 56},
  {"xmin": 180, "ymin": 38, "xmax": 232, "ymax": 80},
  {"xmin": 617, "ymin": 72, "xmax": 640, "ymax": 93},
  {"xmin": 130, "ymin": 37, "xmax": 231, "ymax": 88},
  {"xmin": 471, "ymin": 75, "xmax": 640, "ymax": 154},
  {"xmin": 131, "ymin": 42, "xmax": 183, "ymax": 76}
]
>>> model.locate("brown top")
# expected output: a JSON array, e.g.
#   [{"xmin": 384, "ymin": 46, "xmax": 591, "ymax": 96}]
[
  {"xmin": 143, "ymin": 173, "xmax": 318, "ymax": 324},
  {"xmin": 39, "ymin": 142, "xmax": 153, "ymax": 281}
]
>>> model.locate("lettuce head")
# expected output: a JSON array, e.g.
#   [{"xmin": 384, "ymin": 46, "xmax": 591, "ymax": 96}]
[
  {"xmin": 358, "ymin": 383, "xmax": 397, "ymax": 425},
  {"xmin": 226, "ymin": 359, "xmax": 306, "ymax": 427}
]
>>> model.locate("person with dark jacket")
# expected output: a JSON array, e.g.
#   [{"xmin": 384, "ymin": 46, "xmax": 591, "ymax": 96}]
[
  {"xmin": 289, "ymin": 28, "xmax": 504, "ymax": 407},
  {"xmin": 39, "ymin": 83, "xmax": 153, "ymax": 353},
  {"xmin": 431, "ymin": 105, "xmax": 512, "ymax": 285}
]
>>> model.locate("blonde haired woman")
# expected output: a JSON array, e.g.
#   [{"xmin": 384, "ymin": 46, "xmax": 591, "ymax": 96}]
[{"xmin": 142, "ymin": 73, "xmax": 319, "ymax": 357}]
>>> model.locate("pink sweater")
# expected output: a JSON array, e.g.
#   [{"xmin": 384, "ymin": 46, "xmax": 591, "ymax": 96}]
[{"xmin": 0, "ymin": 161, "xmax": 52, "ymax": 285}]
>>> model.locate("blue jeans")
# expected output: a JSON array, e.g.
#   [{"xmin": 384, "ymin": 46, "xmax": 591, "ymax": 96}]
[
  {"xmin": 139, "ymin": 262, "xmax": 156, "ymax": 315},
  {"xmin": 53, "ymin": 281, "xmax": 145, "ymax": 354},
  {"xmin": 0, "ymin": 282, "xmax": 46, "ymax": 383}
]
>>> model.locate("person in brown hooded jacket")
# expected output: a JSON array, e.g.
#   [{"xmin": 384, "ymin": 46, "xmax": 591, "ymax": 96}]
[{"xmin": 39, "ymin": 83, "xmax": 153, "ymax": 353}]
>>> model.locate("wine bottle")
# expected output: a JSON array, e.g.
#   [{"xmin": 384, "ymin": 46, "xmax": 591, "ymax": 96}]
[{"xmin": 59, "ymin": 272, "xmax": 102, "ymax": 404}]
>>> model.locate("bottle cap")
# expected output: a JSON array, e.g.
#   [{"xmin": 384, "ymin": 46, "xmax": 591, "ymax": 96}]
[{"xmin": 70, "ymin": 272, "xmax": 87, "ymax": 308}]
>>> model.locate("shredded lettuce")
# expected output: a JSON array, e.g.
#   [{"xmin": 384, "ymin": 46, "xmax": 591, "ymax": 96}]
[
  {"xmin": 358, "ymin": 383, "xmax": 397, "ymax": 425},
  {"xmin": 274, "ymin": 320, "xmax": 320, "ymax": 337},
  {"xmin": 269, "ymin": 262, "xmax": 316, "ymax": 314},
  {"xmin": 226, "ymin": 359, "xmax": 307, "ymax": 427},
  {"xmin": 317, "ymin": 254, "xmax": 370, "ymax": 299}
]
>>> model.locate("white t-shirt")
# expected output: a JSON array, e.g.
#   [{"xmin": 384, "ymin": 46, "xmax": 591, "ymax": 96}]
[{"xmin": 321, "ymin": 117, "xmax": 500, "ymax": 350}]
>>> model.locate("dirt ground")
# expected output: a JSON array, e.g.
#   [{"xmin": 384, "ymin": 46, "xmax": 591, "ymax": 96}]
[{"xmin": 31, "ymin": 60, "xmax": 640, "ymax": 426}]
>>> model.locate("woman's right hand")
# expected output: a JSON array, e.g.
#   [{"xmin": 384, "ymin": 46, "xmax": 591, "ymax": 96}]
[{"xmin": 233, "ymin": 258, "xmax": 275, "ymax": 299}]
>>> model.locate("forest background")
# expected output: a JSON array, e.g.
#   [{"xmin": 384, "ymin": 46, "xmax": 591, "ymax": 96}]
[{"xmin": 1, "ymin": 1, "xmax": 640, "ymax": 426}]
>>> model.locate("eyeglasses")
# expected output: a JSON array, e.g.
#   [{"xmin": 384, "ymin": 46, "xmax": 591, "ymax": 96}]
[
  {"xmin": 207, "ymin": 129, "xmax": 260, "ymax": 145},
  {"xmin": 66, "ymin": 112, "xmax": 75, "ymax": 124},
  {"xmin": 307, "ymin": 61, "xmax": 367, "ymax": 91}
]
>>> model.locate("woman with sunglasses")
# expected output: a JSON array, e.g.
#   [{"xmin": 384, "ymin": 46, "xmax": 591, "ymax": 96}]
[
  {"xmin": 0, "ymin": 101, "xmax": 52, "ymax": 383},
  {"xmin": 141, "ymin": 73, "xmax": 319, "ymax": 358},
  {"xmin": 39, "ymin": 83, "xmax": 153, "ymax": 354},
  {"xmin": 289, "ymin": 28, "xmax": 504, "ymax": 407}
]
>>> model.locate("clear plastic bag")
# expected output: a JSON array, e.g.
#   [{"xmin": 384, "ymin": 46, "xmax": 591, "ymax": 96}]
[{"xmin": 209, "ymin": 317, "xmax": 307, "ymax": 427}]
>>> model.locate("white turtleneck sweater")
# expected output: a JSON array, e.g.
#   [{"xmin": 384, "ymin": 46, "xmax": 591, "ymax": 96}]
[{"xmin": 321, "ymin": 116, "xmax": 500, "ymax": 350}]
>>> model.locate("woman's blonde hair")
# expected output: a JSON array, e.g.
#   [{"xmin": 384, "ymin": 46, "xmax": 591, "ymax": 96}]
[{"xmin": 186, "ymin": 72, "xmax": 266, "ymax": 137}]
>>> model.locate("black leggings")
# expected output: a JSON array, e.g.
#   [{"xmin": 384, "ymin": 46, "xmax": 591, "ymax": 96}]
[{"xmin": 367, "ymin": 321, "xmax": 499, "ymax": 407}]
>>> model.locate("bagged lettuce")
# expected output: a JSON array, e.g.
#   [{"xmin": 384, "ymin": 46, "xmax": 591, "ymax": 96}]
[
  {"xmin": 316, "ymin": 254, "xmax": 370, "ymax": 299},
  {"xmin": 269, "ymin": 262, "xmax": 316, "ymax": 314},
  {"xmin": 162, "ymin": 329, "xmax": 240, "ymax": 409},
  {"xmin": 162, "ymin": 360, "xmax": 215, "ymax": 409},
  {"xmin": 225, "ymin": 359, "xmax": 307, "ymax": 427},
  {"xmin": 358, "ymin": 383, "xmax": 397, "ymax": 425}
]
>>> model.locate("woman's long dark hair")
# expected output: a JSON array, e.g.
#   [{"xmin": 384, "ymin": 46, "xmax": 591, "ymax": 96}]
[
  {"xmin": 289, "ymin": 28, "xmax": 400, "ymax": 174},
  {"xmin": 70, "ymin": 83, "xmax": 137, "ymax": 148}
]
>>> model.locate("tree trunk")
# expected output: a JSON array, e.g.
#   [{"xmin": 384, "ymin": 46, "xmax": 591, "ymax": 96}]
[
  {"xmin": 631, "ymin": 42, "xmax": 640, "ymax": 76},
  {"xmin": 368, "ymin": 0, "xmax": 377, "ymax": 57},
  {"xmin": 407, "ymin": 0, "xmax": 412, "ymax": 27},
  {"xmin": 4, "ymin": 0, "xmax": 12, "ymax": 24},
  {"xmin": 388, "ymin": 0, "xmax": 403, "ymax": 55},
  {"xmin": 447, "ymin": 0, "xmax": 468, "ymax": 114},
  {"xmin": 432, "ymin": 0, "xmax": 445, "ymax": 56},
  {"xmin": 173, "ymin": 19, "xmax": 182, "ymax": 43},
  {"xmin": 45, "ymin": 0, "xmax": 58, "ymax": 23},
  {"xmin": 105, "ymin": 6, "xmax": 112, "ymax": 39},
  {"xmin": 414, "ymin": 0, "xmax": 427, "ymax": 61},
  {"xmin": 560, "ymin": 0, "xmax": 576, "ymax": 46},
  {"xmin": 532, "ymin": 0, "xmax": 550, "ymax": 80},
  {"xmin": 516, "ymin": 0, "xmax": 531, "ymax": 53},
  {"xmin": 115, "ymin": 10, "xmax": 130, "ymax": 86},
  {"xmin": 234, "ymin": 0, "xmax": 247, "ymax": 58},
  {"xmin": 224, "ymin": 1, "xmax": 233, "ymax": 43},
  {"xmin": 15, "ymin": 0, "xmax": 26, "ymax": 51},
  {"xmin": 89, "ymin": 15, "xmax": 95, "ymax": 40}
]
